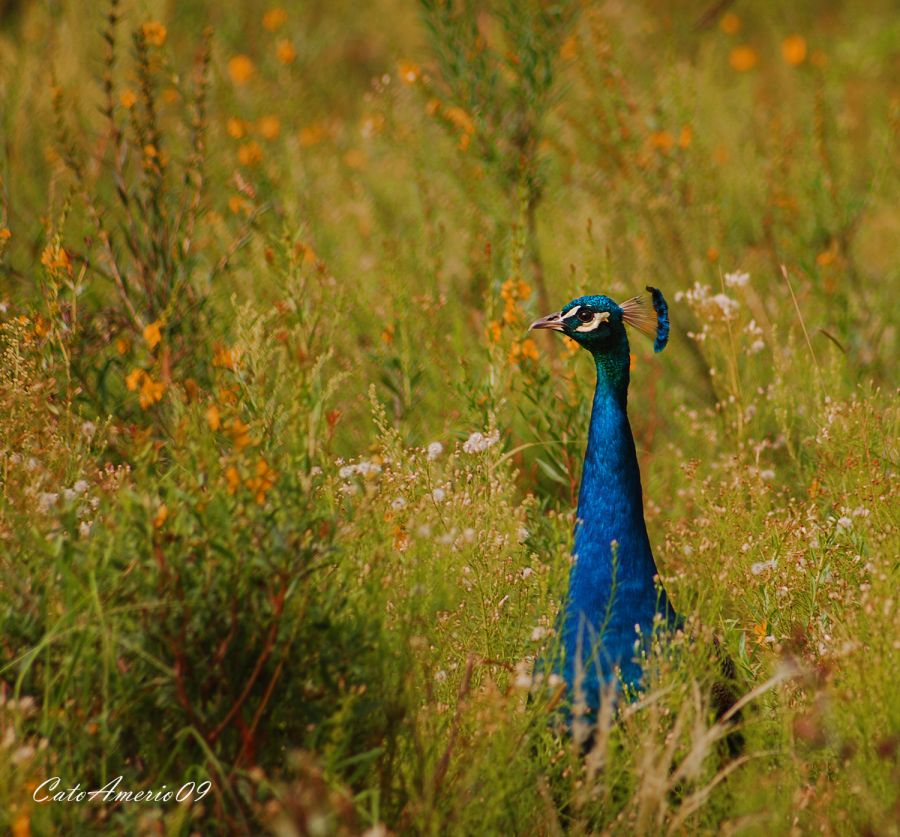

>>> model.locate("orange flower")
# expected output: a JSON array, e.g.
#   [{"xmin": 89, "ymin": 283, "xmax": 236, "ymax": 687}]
[
  {"xmin": 816, "ymin": 245, "xmax": 837, "ymax": 267},
  {"xmin": 120, "ymin": 89, "xmax": 138, "ymax": 109},
  {"xmin": 381, "ymin": 324, "xmax": 394, "ymax": 345},
  {"xmin": 559, "ymin": 34, "xmax": 578, "ymax": 60},
  {"xmin": 40, "ymin": 244, "xmax": 72, "ymax": 276},
  {"xmin": 485, "ymin": 320, "xmax": 501, "ymax": 344},
  {"xmin": 729, "ymin": 46, "xmax": 758, "ymax": 72},
  {"xmin": 162, "ymin": 87, "xmax": 180, "ymax": 104},
  {"xmin": 650, "ymin": 130, "xmax": 673, "ymax": 153},
  {"xmin": 227, "ymin": 117, "xmax": 246, "ymax": 139},
  {"xmin": 629, "ymin": 353, "xmax": 636, "ymax": 371},
  {"xmin": 152, "ymin": 503, "xmax": 168, "ymax": 528},
  {"xmin": 228, "ymin": 55, "xmax": 256, "ymax": 85},
  {"xmin": 343, "ymin": 148, "xmax": 365, "ymax": 169},
  {"xmin": 238, "ymin": 140, "xmax": 263, "ymax": 166},
  {"xmin": 719, "ymin": 12, "xmax": 740, "ymax": 35},
  {"xmin": 262, "ymin": 7, "xmax": 287, "ymax": 30},
  {"xmin": 228, "ymin": 195, "xmax": 249, "ymax": 215},
  {"xmin": 245, "ymin": 457, "xmax": 277, "ymax": 504},
  {"xmin": 139, "ymin": 375, "xmax": 166, "ymax": 409},
  {"xmin": 258, "ymin": 114, "xmax": 281, "ymax": 140},
  {"xmin": 753, "ymin": 621, "xmax": 768, "ymax": 646},
  {"xmin": 0, "ymin": 227, "xmax": 10, "ymax": 241},
  {"xmin": 125, "ymin": 368, "xmax": 144, "ymax": 391},
  {"xmin": 206, "ymin": 404, "xmax": 221, "ymax": 431},
  {"xmin": 397, "ymin": 60, "xmax": 420, "ymax": 85},
  {"xmin": 116, "ymin": 337, "xmax": 129, "ymax": 355},
  {"xmin": 225, "ymin": 465, "xmax": 241, "ymax": 495},
  {"xmin": 142, "ymin": 20, "xmax": 167, "ymax": 47},
  {"xmin": 298, "ymin": 123, "xmax": 324, "ymax": 147},
  {"xmin": 213, "ymin": 344, "xmax": 240, "ymax": 370},
  {"xmin": 520, "ymin": 338, "xmax": 539, "ymax": 362},
  {"xmin": 276, "ymin": 39, "xmax": 296, "ymax": 65},
  {"xmin": 444, "ymin": 106, "xmax": 474, "ymax": 135},
  {"xmin": 678, "ymin": 125, "xmax": 693, "ymax": 149},
  {"xmin": 425, "ymin": 98, "xmax": 440, "ymax": 117},
  {"xmin": 707, "ymin": 246, "xmax": 720, "ymax": 263},
  {"xmin": 143, "ymin": 319, "xmax": 163, "ymax": 350},
  {"xmin": 782, "ymin": 35, "xmax": 807, "ymax": 66},
  {"xmin": 228, "ymin": 418, "xmax": 253, "ymax": 450},
  {"xmin": 11, "ymin": 813, "xmax": 30, "ymax": 837}
]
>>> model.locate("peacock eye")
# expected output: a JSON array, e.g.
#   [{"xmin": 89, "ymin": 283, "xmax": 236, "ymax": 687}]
[{"xmin": 577, "ymin": 309, "xmax": 594, "ymax": 323}]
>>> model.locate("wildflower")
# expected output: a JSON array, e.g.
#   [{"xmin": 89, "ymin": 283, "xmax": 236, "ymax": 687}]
[
  {"xmin": 79, "ymin": 520, "xmax": 92, "ymax": 538},
  {"xmin": 72, "ymin": 480, "xmax": 89, "ymax": 494},
  {"xmin": 560, "ymin": 34, "xmax": 578, "ymax": 60},
  {"xmin": 228, "ymin": 418, "xmax": 253, "ymax": 450},
  {"xmin": 485, "ymin": 320, "xmax": 501, "ymax": 344},
  {"xmin": 724, "ymin": 270, "xmax": 750, "ymax": 288},
  {"xmin": 444, "ymin": 106, "xmax": 474, "ymax": 135},
  {"xmin": 225, "ymin": 465, "xmax": 240, "ymax": 494},
  {"xmin": 710, "ymin": 293, "xmax": 739, "ymax": 319},
  {"xmin": 750, "ymin": 559, "xmax": 776, "ymax": 575},
  {"xmin": 531, "ymin": 626, "xmax": 548, "ymax": 641},
  {"xmin": 81, "ymin": 421, "xmax": 96, "ymax": 439},
  {"xmin": 139, "ymin": 375, "xmax": 166, "ymax": 408},
  {"xmin": 729, "ymin": 46, "xmax": 758, "ymax": 72},
  {"xmin": 141, "ymin": 20, "xmax": 167, "ymax": 47},
  {"xmin": 258, "ymin": 114, "xmax": 281, "ymax": 140},
  {"xmin": 246, "ymin": 458, "xmax": 277, "ymax": 504},
  {"xmin": 719, "ymin": 11, "xmax": 740, "ymax": 35},
  {"xmin": 650, "ymin": 130, "xmax": 673, "ymax": 152},
  {"xmin": 276, "ymin": 39, "xmax": 296, "ymax": 65},
  {"xmin": 397, "ymin": 60, "xmax": 420, "ymax": 84},
  {"xmin": 426, "ymin": 441, "xmax": 443, "ymax": 460},
  {"xmin": 344, "ymin": 148, "xmax": 365, "ymax": 169},
  {"xmin": 262, "ymin": 7, "xmax": 287, "ymax": 30},
  {"xmin": 40, "ymin": 244, "xmax": 72, "ymax": 275},
  {"xmin": 431, "ymin": 488, "xmax": 445, "ymax": 503},
  {"xmin": 125, "ymin": 368, "xmax": 144, "ymax": 391},
  {"xmin": 759, "ymin": 469, "xmax": 775, "ymax": 480},
  {"xmin": 37, "ymin": 492, "xmax": 58, "ymax": 513},
  {"xmin": 836, "ymin": 516, "xmax": 853, "ymax": 531},
  {"xmin": 120, "ymin": 89, "xmax": 137, "ymax": 109},
  {"xmin": 143, "ymin": 319, "xmax": 163, "ymax": 350},
  {"xmin": 206, "ymin": 404, "xmax": 221, "ymax": 431},
  {"xmin": 393, "ymin": 526, "xmax": 409, "ymax": 552},
  {"xmin": 213, "ymin": 344, "xmax": 239, "ymax": 369},
  {"xmin": 238, "ymin": 140, "xmax": 263, "ymax": 166},
  {"xmin": 391, "ymin": 497, "xmax": 407, "ymax": 511},
  {"xmin": 520, "ymin": 338, "xmax": 539, "ymax": 362},
  {"xmin": 228, "ymin": 55, "xmax": 256, "ymax": 85},
  {"xmin": 782, "ymin": 35, "xmax": 807, "ymax": 66},
  {"xmin": 678, "ymin": 125, "xmax": 693, "ymax": 149},
  {"xmin": 153, "ymin": 504, "xmax": 168, "ymax": 528},
  {"xmin": 463, "ymin": 429, "xmax": 499, "ymax": 453},
  {"xmin": 227, "ymin": 117, "xmax": 246, "ymax": 138},
  {"xmin": 752, "ymin": 621, "xmax": 767, "ymax": 646},
  {"xmin": 298, "ymin": 123, "xmax": 324, "ymax": 146}
]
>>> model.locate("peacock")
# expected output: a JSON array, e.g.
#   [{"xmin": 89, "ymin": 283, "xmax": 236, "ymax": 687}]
[{"xmin": 530, "ymin": 287, "xmax": 740, "ymax": 741}]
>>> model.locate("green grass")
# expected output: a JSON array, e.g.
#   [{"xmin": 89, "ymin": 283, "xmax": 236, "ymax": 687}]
[{"xmin": 0, "ymin": 0, "xmax": 897, "ymax": 834}]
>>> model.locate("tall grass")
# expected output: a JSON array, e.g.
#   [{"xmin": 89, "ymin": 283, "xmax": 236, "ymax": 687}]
[{"xmin": 0, "ymin": 0, "xmax": 897, "ymax": 834}]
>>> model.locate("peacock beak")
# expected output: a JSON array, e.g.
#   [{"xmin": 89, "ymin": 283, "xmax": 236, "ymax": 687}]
[{"xmin": 529, "ymin": 312, "xmax": 565, "ymax": 332}]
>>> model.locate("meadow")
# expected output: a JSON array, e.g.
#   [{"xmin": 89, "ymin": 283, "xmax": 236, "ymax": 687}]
[{"xmin": 0, "ymin": 0, "xmax": 898, "ymax": 834}]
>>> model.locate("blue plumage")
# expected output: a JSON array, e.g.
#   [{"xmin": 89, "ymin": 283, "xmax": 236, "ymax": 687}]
[{"xmin": 530, "ymin": 290, "xmax": 678, "ymax": 716}]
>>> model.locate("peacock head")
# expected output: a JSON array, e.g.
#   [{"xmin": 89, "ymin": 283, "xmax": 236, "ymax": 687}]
[{"xmin": 529, "ymin": 287, "xmax": 670, "ymax": 357}]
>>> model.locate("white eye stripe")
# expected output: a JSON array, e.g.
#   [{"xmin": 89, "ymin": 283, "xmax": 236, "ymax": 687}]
[
  {"xmin": 574, "ymin": 310, "xmax": 611, "ymax": 332},
  {"xmin": 564, "ymin": 305, "xmax": 581, "ymax": 319}
]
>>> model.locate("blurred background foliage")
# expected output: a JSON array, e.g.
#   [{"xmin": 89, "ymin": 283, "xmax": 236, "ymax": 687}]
[{"xmin": 0, "ymin": 0, "xmax": 897, "ymax": 834}]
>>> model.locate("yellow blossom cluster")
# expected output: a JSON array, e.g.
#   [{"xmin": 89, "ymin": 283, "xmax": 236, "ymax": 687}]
[
  {"xmin": 125, "ymin": 368, "xmax": 167, "ymax": 409},
  {"xmin": 141, "ymin": 20, "xmax": 167, "ymax": 47},
  {"xmin": 40, "ymin": 244, "xmax": 73, "ymax": 276}
]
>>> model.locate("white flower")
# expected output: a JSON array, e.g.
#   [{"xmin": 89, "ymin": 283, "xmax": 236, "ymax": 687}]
[
  {"xmin": 750, "ymin": 559, "xmax": 777, "ymax": 575},
  {"xmin": 521, "ymin": 567, "xmax": 534, "ymax": 579},
  {"xmin": 517, "ymin": 527, "xmax": 530, "ymax": 543},
  {"xmin": 462, "ymin": 429, "xmax": 500, "ymax": 454},
  {"xmin": 391, "ymin": 497, "xmax": 406, "ymax": 511},
  {"xmin": 724, "ymin": 270, "xmax": 750, "ymax": 288},
  {"xmin": 749, "ymin": 339, "xmax": 765, "ymax": 354},
  {"xmin": 431, "ymin": 488, "xmax": 445, "ymax": 503},
  {"xmin": 338, "ymin": 464, "xmax": 356, "ymax": 479},
  {"xmin": 759, "ymin": 469, "xmax": 775, "ymax": 481},
  {"xmin": 710, "ymin": 293, "xmax": 739, "ymax": 319},
  {"xmin": 837, "ymin": 516, "xmax": 853, "ymax": 531},
  {"xmin": 426, "ymin": 441, "xmax": 443, "ymax": 460},
  {"xmin": 80, "ymin": 421, "xmax": 97, "ymax": 439},
  {"xmin": 72, "ymin": 480, "xmax": 89, "ymax": 494},
  {"xmin": 37, "ymin": 492, "xmax": 58, "ymax": 513},
  {"xmin": 79, "ymin": 521, "xmax": 92, "ymax": 538},
  {"xmin": 531, "ymin": 626, "xmax": 548, "ymax": 641},
  {"xmin": 356, "ymin": 461, "xmax": 382, "ymax": 477}
]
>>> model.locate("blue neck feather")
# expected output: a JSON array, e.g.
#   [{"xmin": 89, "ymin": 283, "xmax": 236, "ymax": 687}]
[{"xmin": 558, "ymin": 338, "xmax": 677, "ymax": 708}]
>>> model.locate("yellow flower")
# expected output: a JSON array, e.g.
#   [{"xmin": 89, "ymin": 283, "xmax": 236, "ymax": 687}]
[
  {"xmin": 276, "ymin": 39, "xmax": 296, "ymax": 65},
  {"xmin": 40, "ymin": 244, "xmax": 72, "ymax": 275},
  {"xmin": 225, "ymin": 465, "xmax": 241, "ymax": 495},
  {"xmin": 139, "ymin": 375, "xmax": 166, "ymax": 409},
  {"xmin": 120, "ymin": 89, "xmax": 138, "ymax": 109},
  {"xmin": 238, "ymin": 140, "xmax": 263, "ymax": 166},
  {"xmin": 227, "ymin": 117, "xmax": 246, "ymax": 139},
  {"xmin": 458, "ymin": 132, "xmax": 471, "ymax": 152},
  {"xmin": 206, "ymin": 403, "xmax": 221, "ymax": 431},
  {"xmin": 152, "ymin": 503, "xmax": 168, "ymax": 528},
  {"xmin": 262, "ymin": 7, "xmax": 287, "ymax": 30},
  {"xmin": 125, "ymin": 368, "xmax": 144, "ymax": 391},
  {"xmin": 116, "ymin": 337, "xmax": 129, "ymax": 355},
  {"xmin": 228, "ymin": 195, "xmax": 248, "ymax": 215},
  {"xmin": 228, "ymin": 55, "xmax": 256, "ymax": 85},
  {"xmin": 753, "ymin": 621, "xmax": 768, "ymax": 646},
  {"xmin": 258, "ymin": 114, "xmax": 281, "ymax": 140},
  {"xmin": 485, "ymin": 320, "xmax": 501, "ymax": 344},
  {"xmin": 0, "ymin": 227, "xmax": 10, "ymax": 240},
  {"xmin": 816, "ymin": 245, "xmax": 837, "ymax": 267},
  {"xmin": 729, "ymin": 46, "xmax": 758, "ymax": 72},
  {"xmin": 719, "ymin": 12, "xmax": 740, "ymax": 35},
  {"xmin": 782, "ymin": 35, "xmax": 807, "ymax": 66},
  {"xmin": 381, "ymin": 324, "xmax": 394, "ymax": 345},
  {"xmin": 143, "ymin": 319, "xmax": 163, "ymax": 350},
  {"xmin": 444, "ymin": 106, "xmax": 474, "ymax": 135},
  {"xmin": 213, "ymin": 344, "xmax": 239, "ymax": 369},
  {"xmin": 678, "ymin": 125, "xmax": 693, "ymax": 149},
  {"xmin": 142, "ymin": 20, "xmax": 167, "ymax": 47},
  {"xmin": 397, "ymin": 60, "xmax": 420, "ymax": 85}
]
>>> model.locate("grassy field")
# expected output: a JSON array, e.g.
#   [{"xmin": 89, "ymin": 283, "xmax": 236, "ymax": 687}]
[{"xmin": 1, "ymin": 0, "xmax": 898, "ymax": 834}]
